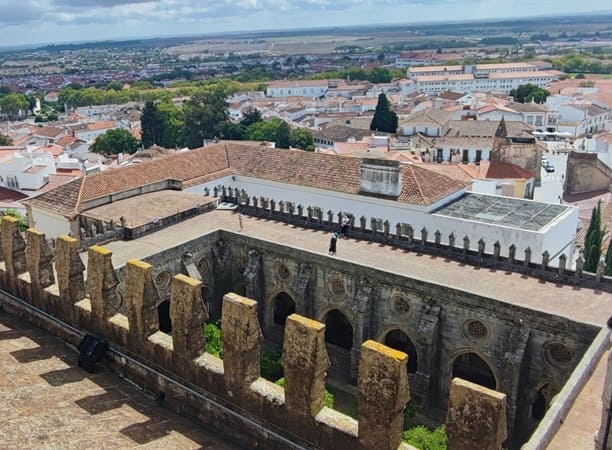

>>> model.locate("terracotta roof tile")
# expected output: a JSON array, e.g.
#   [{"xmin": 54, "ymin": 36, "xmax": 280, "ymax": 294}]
[
  {"xmin": 24, "ymin": 142, "xmax": 468, "ymax": 216},
  {"xmin": 400, "ymin": 164, "xmax": 469, "ymax": 205}
]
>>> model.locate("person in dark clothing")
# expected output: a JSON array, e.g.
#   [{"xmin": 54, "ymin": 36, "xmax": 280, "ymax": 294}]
[
  {"xmin": 328, "ymin": 231, "xmax": 339, "ymax": 255},
  {"xmin": 340, "ymin": 214, "xmax": 349, "ymax": 238}
]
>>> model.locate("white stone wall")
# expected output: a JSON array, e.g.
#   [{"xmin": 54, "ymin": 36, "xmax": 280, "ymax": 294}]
[
  {"xmin": 29, "ymin": 207, "xmax": 72, "ymax": 238},
  {"xmin": 188, "ymin": 176, "xmax": 576, "ymax": 265}
]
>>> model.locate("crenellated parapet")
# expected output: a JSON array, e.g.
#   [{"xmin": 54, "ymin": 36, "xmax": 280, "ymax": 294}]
[
  {"xmin": 214, "ymin": 187, "xmax": 612, "ymax": 293},
  {"xmin": 0, "ymin": 227, "xmax": 517, "ymax": 450}
]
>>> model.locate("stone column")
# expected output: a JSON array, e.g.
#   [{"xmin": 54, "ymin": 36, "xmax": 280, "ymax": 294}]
[
  {"xmin": 170, "ymin": 274, "xmax": 207, "ymax": 360},
  {"xmin": 283, "ymin": 314, "xmax": 330, "ymax": 417},
  {"xmin": 55, "ymin": 235, "xmax": 86, "ymax": 318},
  {"xmin": 1, "ymin": 216, "xmax": 27, "ymax": 294},
  {"xmin": 25, "ymin": 229, "xmax": 55, "ymax": 307},
  {"xmin": 87, "ymin": 246, "xmax": 120, "ymax": 326},
  {"xmin": 446, "ymin": 378, "xmax": 507, "ymax": 450},
  {"xmin": 221, "ymin": 292, "xmax": 263, "ymax": 397},
  {"xmin": 358, "ymin": 340, "xmax": 409, "ymax": 450},
  {"xmin": 124, "ymin": 259, "xmax": 160, "ymax": 348}
]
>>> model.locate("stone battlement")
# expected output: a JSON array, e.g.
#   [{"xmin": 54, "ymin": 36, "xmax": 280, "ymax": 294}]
[
  {"xmin": 208, "ymin": 187, "xmax": 611, "ymax": 293},
  {"xmin": 0, "ymin": 219, "xmax": 513, "ymax": 450}
]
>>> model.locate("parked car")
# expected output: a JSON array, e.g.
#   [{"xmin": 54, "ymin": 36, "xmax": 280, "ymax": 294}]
[
  {"xmin": 541, "ymin": 158, "xmax": 549, "ymax": 167},
  {"xmin": 544, "ymin": 163, "xmax": 555, "ymax": 173}
]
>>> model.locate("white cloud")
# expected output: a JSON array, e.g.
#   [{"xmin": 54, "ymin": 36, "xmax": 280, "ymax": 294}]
[{"xmin": 0, "ymin": 0, "xmax": 608, "ymax": 47}]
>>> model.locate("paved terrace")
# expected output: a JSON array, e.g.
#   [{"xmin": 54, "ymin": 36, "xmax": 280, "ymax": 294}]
[
  {"xmin": 0, "ymin": 312, "xmax": 239, "ymax": 449},
  {"xmin": 89, "ymin": 209, "xmax": 611, "ymax": 328}
]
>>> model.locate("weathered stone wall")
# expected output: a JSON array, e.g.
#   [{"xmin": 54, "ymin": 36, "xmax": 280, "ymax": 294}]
[
  {"xmin": 213, "ymin": 231, "xmax": 598, "ymax": 447},
  {"xmin": 1, "ymin": 227, "xmax": 431, "ymax": 450},
  {"xmin": 0, "ymin": 220, "xmax": 603, "ymax": 450},
  {"xmin": 110, "ymin": 227, "xmax": 597, "ymax": 447},
  {"xmin": 564, "ymin": 151, "xmax": 612, "ymax": 195}
]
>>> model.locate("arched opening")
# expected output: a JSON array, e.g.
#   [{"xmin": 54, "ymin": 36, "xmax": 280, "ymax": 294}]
[
  {"xmin": 324, "ymin": 309, "xmax": 353, "ymax": 350},
  {"xmin": 384, "ymin": 329, "xmax": 418, "ymax": 373},
  {"xmin": 158, "ymin": 300, "xmax": 172, "ymax": 333},
  {"xmin": 531, "ymin": 383, "xmax": 554, "ymax": 421},
  {"xmin": 273, "ymin": 292, "xmax": 296, "ymax": 326},
  {"xmin": 532, "ymin": 391, "xmax": 546, "ymax": 420},
  {"xmin": 451, "ymin": 352, "xmax": 496, "ymax": 390}
]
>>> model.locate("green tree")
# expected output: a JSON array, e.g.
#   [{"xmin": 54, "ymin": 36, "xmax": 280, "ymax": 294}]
[
  {"xmin": 289, "ymin": 128, "xmax": 315, "ymax": 151},
  {"xmin": 2, "ymin": 209, "xmax": 28, "ymax": 231},
  {"xmin": 0, "ymin": 134, "xmax": 13, "ymax": 145},
  {"xmin": 182, "ymin": 89, "xmax": 229, "ymax": 148},
  {"xmin": 106, "ymin": 81, "xmax": 123, "ymax": 91},
  {"xmin": 583, "ymin": 200, "xmax": 604, "ymax": 273},
  {"xmin": 140, "ymin": 101, "xmax": 163, "ymax": 148},
  {"xmin": 90, "ymin": 128, "xmax": 140, "ymax": 155},
  {"xmin": 369, "ymin": 67, "xmax": 393, "ymax": 83},
  {"xmin": 204, "ymin": 322, "xmax": 223, "ymax": 358},
  {"xmin": 217, "ymin": 121, "xmax": 245, "ymax": 140},
  {"xmin": 0, "ymin": 93, "xmax": 28, "ymax": 119},
  {"xmin": 275, "ymin": 120, "xmax": 291, "ymax": 149},
  {"xmin": 402, "ymin": 425, "xmax": 447, "ymax": 449},
  {"xmin": 240, "ymin": 106, "xmax": 262, "ymax": 127},
  {"xmin": 157, "ymin": 102, "xmax": 184, "ymax": 148},
  {"xmin": 509, "ymin": 84, "xmax": 551, "ymax": 103},
  {"xmin": 370, "ymin": 93, "xmax": 398, "ymax": 133},
  {"xmin": 604, "ymin": 241, "xmax": 612, "ymax": 276}
]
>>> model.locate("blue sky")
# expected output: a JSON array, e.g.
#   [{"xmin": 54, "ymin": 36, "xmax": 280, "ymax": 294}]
[{"xmin": 0, "ymin": 0, "xmax": 609, "ymax": 47}]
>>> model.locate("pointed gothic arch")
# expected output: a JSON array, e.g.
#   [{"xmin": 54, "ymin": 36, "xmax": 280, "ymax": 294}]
[
  {"xmin": 158, "ymin": 300, "xmax": 172, "ymax": 333},
  {"xmin": 451, "ymin": 352, "xmax": 497, "ymax": 390},
  {"xmin": 324, "ymin": 309, "xmax": 353, "ymax": 350},
  {"xmin": 384, "ymin": 329, "xmax": 419, "ymax": 374},
  {"xmin": 273, "ymin": 291, "xmax": 296, "ymax": 326}
]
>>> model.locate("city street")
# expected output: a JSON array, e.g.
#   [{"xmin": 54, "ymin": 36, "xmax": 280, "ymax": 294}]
[{"xmin": 534, "ymin": 150, "xmax": 567, "ymax": 204}]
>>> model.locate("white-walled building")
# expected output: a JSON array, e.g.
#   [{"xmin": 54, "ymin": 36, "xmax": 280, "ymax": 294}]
[
  {"xmin": 405, "ymin": 62, "xmax": 560, "ymax": 94},
  {"xmin": 266, "ymin": 80, "xmax": 329, "ymax": 98},
  {"xmin": 0, "ymin": 149, "xmax": 55, "ymax": 191},
  {"xmin": 546, "ymin": 95, "xmax": 610, "ymax": 138},
  {"xmin": 25, "ymin": 142, "xmax": 577, "ymax": 266}
]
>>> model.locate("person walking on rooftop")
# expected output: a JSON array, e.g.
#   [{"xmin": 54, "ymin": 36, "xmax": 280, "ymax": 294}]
[
  {"xmin": 329, "ymin": 231, "xmax": 339, "ymax": 256},
  {"xmin": 340, "ymin": 214, "xmax": 349, "ymax": 238}
]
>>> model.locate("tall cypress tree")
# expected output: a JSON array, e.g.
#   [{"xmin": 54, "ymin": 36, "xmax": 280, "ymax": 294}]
[
  {"xmin": 140, "ymin": 101, "xmax": 163, "ymax": 148},
  {"xmin": 583, "ymin": 201, "xmax": 603, "ymax": 273},
  {"xmin": 604, "ymin": 241, "xmax": 612, "ymax": 276},
  {"xmin": 370, "ymin": 93, "xmax": 398, "ymax": 133}
]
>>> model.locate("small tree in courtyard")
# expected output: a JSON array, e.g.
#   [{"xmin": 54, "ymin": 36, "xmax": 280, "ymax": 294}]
[
  {"xmin": 583, "ymin": 200, "xmax": 605, "ymax": 273},
  {"xmin": 370, "ymin": 93, "xmax": 398, "ymax": 133}
]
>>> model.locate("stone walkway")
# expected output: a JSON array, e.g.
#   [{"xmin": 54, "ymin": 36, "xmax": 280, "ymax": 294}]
[
  {"xmin": 547, "ymin": 349, "xmax": 609, "ymax": 450},
  {"xmin": 93, "ymin": 209, "xmax": 612, "ymax": 328},
  {"xmin": 0, "ymin": 311, "xmax": 240, "ymax": 450}
]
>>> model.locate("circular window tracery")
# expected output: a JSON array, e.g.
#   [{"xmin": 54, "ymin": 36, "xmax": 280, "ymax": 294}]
[
  {"xmin": 545, "ymin": 342, "xmax": 574, "ymax": 366},
  {"xmin": 155, "ymin": 271, "xmax": 172, "ymax": 289},
  {"xmin": 275, "ymin": 262, "xmax": 290, "ymax": 280},
  {"xmin": 393, "ymin": 296, "xmax": 412, "ymax": 315},
  {"xmin": 329, "ymin": 278, "xmax": 345, "ymax": 296},
  {"xmin": 463, "ymin": 319, "xmax": 489, "ymax": 341}
]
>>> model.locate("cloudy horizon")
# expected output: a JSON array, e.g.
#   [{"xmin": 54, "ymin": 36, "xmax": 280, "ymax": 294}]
[{"xmin": 0, "ymin": 0, "xmax": 610, "ymax": 48}]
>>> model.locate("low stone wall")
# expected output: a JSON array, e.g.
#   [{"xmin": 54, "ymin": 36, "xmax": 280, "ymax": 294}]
[{"xmin": 521, "ymin": 326, "xmax": 611, "ymax": 450}]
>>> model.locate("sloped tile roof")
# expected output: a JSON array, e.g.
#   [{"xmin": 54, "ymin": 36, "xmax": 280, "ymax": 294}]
[
  {"xmin": 226, "ymin": 144, "xmax": 363, "ymax": 195},
  {"xmin": 400, "ymin": 164, "xmax": 468, "ymax": 205},
  {"xmin": 24, "ymin": 142, "xmax": 467, "ymax": 217}
]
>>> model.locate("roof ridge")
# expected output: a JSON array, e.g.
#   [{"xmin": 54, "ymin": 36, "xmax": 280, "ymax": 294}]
[
  {"xmin": 73, "ymin": 176, "xmax": 87, "ymax": 217},
  {"xmin": 408, "ymin": 165, "xmax": 427, "ymax": 204}
]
